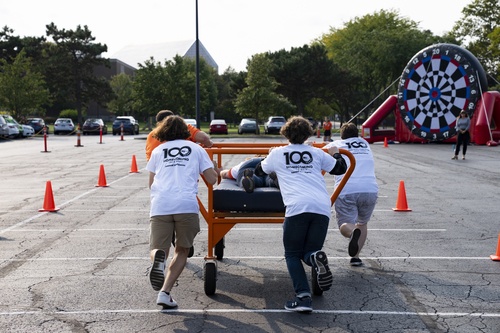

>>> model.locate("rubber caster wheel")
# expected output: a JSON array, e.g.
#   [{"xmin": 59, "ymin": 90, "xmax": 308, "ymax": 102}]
[{"xmin": 204, "ymin": 261, "xmax": 217, "ymax": 295}]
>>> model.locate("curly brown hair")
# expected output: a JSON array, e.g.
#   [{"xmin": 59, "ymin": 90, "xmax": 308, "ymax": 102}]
[
  {"xmin": 280, "ymin": 116, "xmax": 313, "ymax": 144},
  {"xmin": 340, "ymin": 123, "xmax": 358, "ymax": 139},
  {"xmin": 152, "ymin": 115, "xmax": 190, "ymax": 142}
]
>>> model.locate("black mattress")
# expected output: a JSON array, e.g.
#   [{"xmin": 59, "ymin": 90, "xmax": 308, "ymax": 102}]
[{"xmin": 213, "ymin": 179, "xmax": 285, "ymax": 212}]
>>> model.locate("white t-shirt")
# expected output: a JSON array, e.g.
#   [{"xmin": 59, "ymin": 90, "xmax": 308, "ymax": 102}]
[
  {"xmin": 325, "ymin": 137, "xmax": 378, "ymax": 195},
  {"xmin": 260, "ymin": 144, "xmax": 336, "ymax": 218},
  {"xmin": 146, "ymin": 139, "xmax": 214, "ymax": 217}
]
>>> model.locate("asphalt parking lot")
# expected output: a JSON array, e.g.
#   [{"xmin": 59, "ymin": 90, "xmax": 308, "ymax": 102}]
[{"xmin": 1, "ymin": 133, "xmax": 499, "ymax": 333}]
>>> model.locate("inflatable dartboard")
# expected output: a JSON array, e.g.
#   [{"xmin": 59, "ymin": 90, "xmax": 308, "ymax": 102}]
[{"xmin": 397, "ymin": 43, "xmax": 488, "ymax": 141}]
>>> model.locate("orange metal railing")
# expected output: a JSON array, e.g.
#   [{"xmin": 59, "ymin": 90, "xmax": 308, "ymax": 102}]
[{"xmin": 198, "ymin": 143, "xmax": 355, "ymax": 260}]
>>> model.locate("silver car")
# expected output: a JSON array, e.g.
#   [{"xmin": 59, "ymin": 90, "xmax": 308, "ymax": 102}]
[{"xmin": 264, "ymin": 116, "xmax": 286, "ymax": 134}]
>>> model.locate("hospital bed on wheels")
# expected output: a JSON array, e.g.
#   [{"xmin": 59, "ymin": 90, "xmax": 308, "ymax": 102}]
[{"xmin": 198, "ymin": 142, "xmax": 356, "ymax": 296}]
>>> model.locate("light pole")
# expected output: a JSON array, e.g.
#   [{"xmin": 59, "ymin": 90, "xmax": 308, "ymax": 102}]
[{"xmin": 195, "ymin": 0, "xmax": 201, "ymax": 129}]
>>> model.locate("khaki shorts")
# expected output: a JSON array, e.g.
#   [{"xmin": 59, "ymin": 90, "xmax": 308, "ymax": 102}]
[{"xmin": 149, "ymin": 213, "xmax": 200, "ymax": 251}]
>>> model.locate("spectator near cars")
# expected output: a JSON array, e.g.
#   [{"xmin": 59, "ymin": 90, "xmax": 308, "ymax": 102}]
[
  {"xmin": 238, "ymin": 118, "xmax": 260, "ymax": 134},
  {"xmin": 82, "ymin": 118, "xmax": 108, "ymax": 135},
  {"xmin": 54, "ymin": 118, "xmax": 75, "ymax": 135},
  {"xmin": 209, "ymin": 119, "xmax": 228, "ymax": 135},
  {"xmin": 112, "ymin": 116, "xmax": 139, "ymax": 135},
  {"xmin": 264, "ymin": 116, "xmax": 286, "ymax": 134}
]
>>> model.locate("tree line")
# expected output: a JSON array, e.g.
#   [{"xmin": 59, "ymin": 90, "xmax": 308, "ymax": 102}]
[{"xmin": 0, "ymin": 0, "xmax": 498, "ymax": 126}]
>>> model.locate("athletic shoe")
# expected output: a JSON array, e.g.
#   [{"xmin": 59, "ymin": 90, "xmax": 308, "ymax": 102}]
[
  {"xmin": 350, "ymin": 257, "xmax": 363, "ymax": 266},
  {"xmin": 157, "ymin": 291, "xmax": 178, "ymax": 309},
  {"xmin": 284, "ymin": 296, "xmax": 312, "ymax": 313},
  {"xmin": 242, "ymin": 169, "xmax": 255, "ymax": 193},
  {"xmin": 149, "ymin": 249, "xmax": 166, "ymax": 291},
  {"xmin": 348, "ymin": 228, "xmax": 361, "ymax": 257},
  {"xmin": 310, "ymin": 251, "xmax": 333, "ymax": 291}
]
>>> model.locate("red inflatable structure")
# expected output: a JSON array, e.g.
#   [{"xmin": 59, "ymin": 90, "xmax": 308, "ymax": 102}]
[{"xmin": 362, "ymin": 91, "xmax": 500, "ymax": 145}]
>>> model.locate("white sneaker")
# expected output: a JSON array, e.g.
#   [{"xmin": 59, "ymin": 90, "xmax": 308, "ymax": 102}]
[
  {"xmin": 149, "ymin": 250, "xmax": 166, "ymax": 291},
  {"xmin": 157, "ymin": 291, "xmax": 178, "ymax": 308}
]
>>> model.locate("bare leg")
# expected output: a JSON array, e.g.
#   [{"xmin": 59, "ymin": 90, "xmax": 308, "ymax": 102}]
[
  {"xmin": 162, "ymin": 246, "xmax": 189, "ymax": 293},
  {"xmin": 339, "ymin": 223, "xmax": 368, "ymax": 257}
]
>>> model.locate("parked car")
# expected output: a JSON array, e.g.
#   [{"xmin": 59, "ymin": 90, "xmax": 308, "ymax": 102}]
[
  {"xmin": 112, "ymin": 116, "xmax": 139, "ymax": 135},
  {"xmin": 209, "ymin": 119, "xmax": 228, "ymax": 135},
  {"xmin": 2, "ymin": 115, "xmax": 29, "ymax": 138},
  {"xmin": 26, "ymin": 118, "xmax": 49, "ymax": 134},
  {"xmin": 184, "ymin": 118, "xmax": 197, "ymax": 127},
  {"xmin": 82, "ymin": 118, "xmax": 108, "ymax": 135},
  {"xmin": 20, "ymin": 124, "xmax": 34, "ymax": 137},
  {"xmin": 264, "ymin": 116, "xmax": 286, "ymax": 134},
  {"xmin": 54, "ymin": 118, "xmax": 75, "ymax": 135},
  {"xmin": 238, "ymin": 118, "xmax": 260, "ymax": 134},
  {"xmin": 306, "ymin": 117, "xmax": 318, "ymax": 130},
  {"xmin": 0, "ymin": 115, "xmax": 19, "ymax": 138}
]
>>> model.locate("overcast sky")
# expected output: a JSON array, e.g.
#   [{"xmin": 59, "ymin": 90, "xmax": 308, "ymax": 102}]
[{"xmin": 0, "ymin": 0, "xmax": 472, "ymax": 72}]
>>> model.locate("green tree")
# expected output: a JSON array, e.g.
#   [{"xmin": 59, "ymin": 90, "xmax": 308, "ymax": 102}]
[
  {"xmin": 44, "ymin": 23, "xmax": 112, "ymax": 126},
  {"xmin": 266, "ymin": 44, "xmax": 340, "ymax": 117},
  {"xmin": 451, "ymin": 0, "xmax": 500, "ymax": 79},
  {"xmin": 321, "ymin": 10, "xmax": 444, "ymax": 121},
  {"xmin": 107, "ymin": 73, "xmax": 134, "ymax": 116},
  {"xmin": 133, "ymin": 55, "xmax": 218, "ymax": 122},
  {"xmin": 0, "ymin": 50, "xmax": 50, "ymax": 120},
  {"xmin": 235, "ymin": 53, "xmax": 294, "ymax": 122},
  {"xmin": 215, "ymin": 67, "xmax": 246, "ymax": 124}
]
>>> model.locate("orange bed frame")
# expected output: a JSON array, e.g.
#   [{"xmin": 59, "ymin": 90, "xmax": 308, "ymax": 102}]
[{"xmin": 198, "ymin": 142, "xmax": 356, "ymax": 295}]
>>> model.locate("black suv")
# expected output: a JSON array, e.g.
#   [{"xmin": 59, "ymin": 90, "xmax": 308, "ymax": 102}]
[{"xmin": 112, "ymin": 116, "xmax": 139, "ymax": 135}]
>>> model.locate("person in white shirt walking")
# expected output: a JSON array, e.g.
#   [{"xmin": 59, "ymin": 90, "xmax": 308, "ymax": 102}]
[
  {"xmin": 325, "ymin": 122, "xmax": 378, "ymax": 267},
  {"xmin": 146, "ymin": 115, "xmax": 218, "ymax": 309},
  {"xmin": 257, "ymin": 116, "xmax": 347, "ymax": 313}
]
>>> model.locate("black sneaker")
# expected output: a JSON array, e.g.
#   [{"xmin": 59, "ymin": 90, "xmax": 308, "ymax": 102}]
[
  {"xmin": 310, "ymin": 251, "xmax": 333, "ymax": 291},
  {"xmin": 350, "ymin": 257, "xmax": 363, "ymax": 266},
  {"xmin": 149, "ymin": 249, "xmax": 166, "ymax": 291},
  {"xmin": 348, "ymin": 228, "xmax": 361, "ymax": 257},
  {"xmin": 284, "ymin": 296, "xmax": 312, "ymax": 313},
  {"xmin": 242, "ymin": 169, "xmax": 255, "ymax": 193}
]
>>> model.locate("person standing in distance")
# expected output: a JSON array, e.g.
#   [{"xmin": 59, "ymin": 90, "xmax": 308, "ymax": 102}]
[
  {"xmin": 257, "ymin": 116, "xmax": 347, "ymax": 313},
  {"xmin": 325, "ymin": 123, "xmax": 378, "ymax": 267},
  {"xmin": 452, "ymin": 110, "xmax": 471, "ymax": 160},
  {"xmin": 146, "ymin": 115, "xmax": 218, "ymax": 309},
  {"xmin": 323, "ymin": 117, "xmax": 332, "ymax": 142}
]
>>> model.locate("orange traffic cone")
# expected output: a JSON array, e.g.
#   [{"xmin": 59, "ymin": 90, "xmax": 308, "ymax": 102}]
[
  {"xmin": 317, "ymin": 128, "xmax": 321, "ymax": 138},
  {"xmin": 490, "ymin": 233, "xmax": 500, "ymax": 261},
  {"xmin": 130, "ymin": 155, "xmax": 139, "ymax": 173},
  {"xmin": 95, "ymin": 164, "xmax": 109, "ymax": 187},
  {"xmin": 384, "ymin": 137, "xmax": 388, "ymax": 148},
  {"xmin": 39, "ymin": 181, "xmax": 60, "ymax": 212},
  {"xmin": 392, "ymin": 180, "xmax": 411, "ymax": 211}
]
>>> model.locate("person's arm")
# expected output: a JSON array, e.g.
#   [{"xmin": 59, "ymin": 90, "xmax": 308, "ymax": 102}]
[
  {"xmin": 194, "ymin": 130, "xmax": 213, "ymax": 147},
  {"xmin": 327, "ymin": 146, "xmax": 347, "ymax": 175},
  {"xmin": 148, "ymin": 172, "xmax": 155, "ymax": 189},
  {"xmin": 203, "ymin": 167, "xmax": 218, "ymax": 185}
]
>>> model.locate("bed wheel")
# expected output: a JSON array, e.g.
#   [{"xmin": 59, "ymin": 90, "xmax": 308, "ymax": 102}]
[
  {"xmin": 204, "ymin": 261, "xmax": 217, "ymax": 295},
  {"xmin": 215, "ymin": 238, "xmax": 225, "ymax": 260},
  {"xmin": 311, "ymin": 266, "xmax": 324, "ymax": 296}
]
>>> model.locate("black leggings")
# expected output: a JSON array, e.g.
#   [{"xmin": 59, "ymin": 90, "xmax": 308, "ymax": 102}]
[{"xmin": 455, "ymin": 131, "xmax": 470, "ymax": 156}]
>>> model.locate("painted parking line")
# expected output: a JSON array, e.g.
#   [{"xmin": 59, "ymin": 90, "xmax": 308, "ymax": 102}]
[
  {"xmin": 0, "ymin": 256, "xmax": 491, "ymax": 262},
  {"xmin": 3, "ymin": 228, "xmax": 447, "ymax": 232},
  {"xmin": 0, "ymin": 308, "xmax": 499, "ymax": 317}
]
